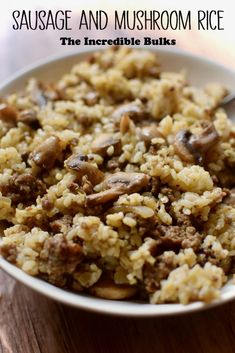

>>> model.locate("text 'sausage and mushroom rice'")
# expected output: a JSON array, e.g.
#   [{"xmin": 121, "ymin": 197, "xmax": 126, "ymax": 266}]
[{"xmin": 1, "ymin": 47, "xmax": 235, "ymax": 304}]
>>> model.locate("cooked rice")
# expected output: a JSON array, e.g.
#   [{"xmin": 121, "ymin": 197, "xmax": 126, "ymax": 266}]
[{"xmin": 0, "ymin": 47, "xmax": 234, "ymax": 304}]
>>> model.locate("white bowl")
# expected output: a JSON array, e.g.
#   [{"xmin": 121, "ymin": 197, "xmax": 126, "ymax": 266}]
[{"xmin": 1, "ymin": 47, "xmax": 235, "ymax": 317}]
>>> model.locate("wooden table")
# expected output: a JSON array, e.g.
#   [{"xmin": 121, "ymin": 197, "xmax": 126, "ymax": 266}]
[
  {"xmin": 2, "ymin": 268, "xmax": 235, "ymax": 353},
  {"xmin": 1, "ymin": 17, "xmax": 235, "ymax": 353}
]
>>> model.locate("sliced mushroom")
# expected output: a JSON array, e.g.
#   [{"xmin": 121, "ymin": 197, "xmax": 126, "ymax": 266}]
[
  {"xmin": 0, "ymin": 103, "xmax": 18, "ymax": 125},
  {"xmin": 104, "ymin": 172, "xmax": 150, "ymax": 194},
  {"xmin": 31, "ymin": 82, "xmax": 48, "ymax": 107},
  {"xmin": 190, "ymin": 122, "xmax": 219, "ymax": 152},
  {"xmin": 30, "ymin": 136, "xmax": 62, "ymax": 169},
  {"xmin": 112, "ymin": 100, "xmax": 146, "ymax": 122},
  {"xmin": 86, "ymin": 172, "xmax": 149, "ymax": 206},
  {"xmin": 119, "ymin": 114, "xmax": 131, "ymax": 134},
  {"xmin": 91, "ymin": 133, "xmax": 121, "ymax": 157},
  {"xmin": 18, "ymin": 109, "xmax": 40, "ymax": 129},
  {"xmin": 174, "ymin": 130, "xmax": 195, "ymax": 163},
  {"xmin": 174, "ymin": 123, "xmax": 219, "ymax": 164},
  {"xmin": 66, "ymin": 154, "xmax": 104, "ymax": 185},
  {"xmin": 138, "ymin": 125, "xmax": 163, "ymax": 144},
  {"xmin": 86, "ymin": 189, "xmax": 122, "ymax": 207},
  {"xmin": 89, "ymin": 277, "xmax": 137, "ymax": 300},
  {"xmin": 30, "ymin": 80, "xmax": 59, "ymax": 107}
]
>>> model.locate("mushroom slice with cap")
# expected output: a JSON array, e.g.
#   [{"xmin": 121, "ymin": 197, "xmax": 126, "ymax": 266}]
[
  {"xmin": 89, "ymin": 277, "xmax": 137, "ymax": 300},
  {"xmin": 86, "ymin": 172, "xmax": 150, "ymax": 206},
  {"xmin": 86, "ymin": 189, "xmax": 122, "ymax": 207},
  {"xmin": 66, "ymin": 154, "xmax": 104, "ymax": 185},
  {"xmin": 190, "ymin": 122, "xmax": 219, "ymax": 152},
  {"xmin": 174, "ymin": 123, "xmax": 219, "ymax": 164},
  {"xmin": 104, "ymin": 172, "xmax": 150, "ymax": 194},
  {"xmin": 138, "ymin": 125, "xmax": 163, "ymax": 144},
  {"xmin": 30, "ymin": 136, "xmax": 62, "ymax": 169},
  {"xmin": 112, "ymin": 100, "xmax": 146, "ymax": 122},
  {"xmin": 30, "ymin": 80, "xmax": 59, "ymax": 107},
  {"xmin": 174, "ymin": 130, "xmax": 195, "ymax": 163},
  {"xmin": 0, "ymin": 103, "xmax": 18, "ymax": 125},
  {"xmin": 30, "ymin": 81, "xmax": 48, "ymax": 107},
  {"xmin": 18, "ymin": 109, "xmax": 40, "ymax": 129},
  {"xmin": 91, "ymin": 133, "xmax": 121, "ymax": 157}
]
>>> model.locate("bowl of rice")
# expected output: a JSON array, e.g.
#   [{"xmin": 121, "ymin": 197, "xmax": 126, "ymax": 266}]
[{"xmin": 0, "ymin": 46, "xmax": 235, "ymax": 316}]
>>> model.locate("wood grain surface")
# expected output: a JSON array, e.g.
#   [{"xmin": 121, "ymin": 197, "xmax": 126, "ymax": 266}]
[
  {"xmin": 1, "ymin": 17, "xmax": 235, "ymax": 353},
  {"xmin": 2, "ymin": 268, "xmax": 235, "ymax": 353}
]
